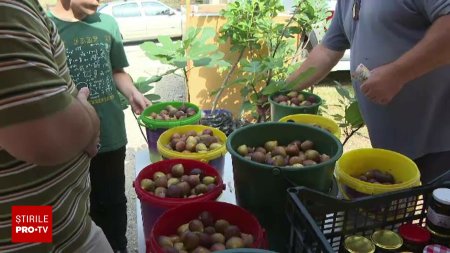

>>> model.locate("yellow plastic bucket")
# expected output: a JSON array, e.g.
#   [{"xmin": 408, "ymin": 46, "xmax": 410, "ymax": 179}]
[
  {"xmin": 335, "ymin": 148, "xmax": 421, "ymax": 199},
  {"xmin": 156, "ymin": 125, "xmax": 228, "ymax": 176},
  {"xmin": 279, "ymin": 114, "xmax": 341, "ymax": 139}
]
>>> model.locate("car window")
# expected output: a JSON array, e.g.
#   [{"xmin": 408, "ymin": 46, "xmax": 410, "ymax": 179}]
[
  {"xmin": 112, "ymin": 3, "xmax": 142, "ymax": 17},
  {"xmin": 142, "ymin": 2, "xmax": 169, "ymax": 16}
]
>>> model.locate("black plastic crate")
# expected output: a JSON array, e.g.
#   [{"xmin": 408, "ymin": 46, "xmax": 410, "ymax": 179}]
[{"xmin": 286, "ymin": 181, "xmax": 450, "ymax": 253}]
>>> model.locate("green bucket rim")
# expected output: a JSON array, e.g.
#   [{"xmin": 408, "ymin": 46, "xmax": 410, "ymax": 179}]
[
  {"xmin": 138, "ymin": 101, "xmax": 202, "ymax": 130},
  {"xmin": 226, "ymin": 122, "xmax": 343, "ymax": 173},
  {"xmin": 268, "ymin": 90, "xmax": 323, "ymax": 109}
]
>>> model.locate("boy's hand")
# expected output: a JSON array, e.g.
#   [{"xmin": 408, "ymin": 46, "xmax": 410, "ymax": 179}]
[{"xmin": 129, "ymin": 91, "xmax": 151, "ymax": 115}]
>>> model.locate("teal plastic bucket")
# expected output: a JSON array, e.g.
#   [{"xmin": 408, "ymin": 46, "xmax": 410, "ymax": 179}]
[
  {"xmin": 138, "ymin": 101, "xmax": 202, "ymax": 162},
  {"xmin": 269, "ymin": 91, "xmax": 322, "ymax": 121},
  {"xmin": 226, "ymin": 122, "xmax": 343, "ymax": 253}
]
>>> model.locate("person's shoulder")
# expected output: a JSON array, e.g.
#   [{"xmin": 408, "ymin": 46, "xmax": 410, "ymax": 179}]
[{"xmin": 97, "ymin": 12, "xmax": 118, "ymax": 25}]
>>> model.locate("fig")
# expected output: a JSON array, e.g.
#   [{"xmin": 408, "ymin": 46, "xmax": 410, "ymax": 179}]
[
  {"xmin": 225, "ymin": 237, "xmax": 245, "ymax": 249},
  {"xmin": 287, "ymin": 91, "xmax": 298, "ymax": 98},
  {"xmin": 286, "ymin": 144, "xmax": 300, "ymax": 156},
  {"xmin": 264, "ymin": 140, "xmax": 278, "ymax": 152},
  {"xmin": 178, "ymin": 181, "xmax": 191, "ymax": 196},
  {"xmin": 291, "ymin": 97, "xmax": 300, "ymax": 105},
  {"xmin": 155, "ymin": 187, "xmax": 167, "ymax": 197},
  {"xmin": 372, "ymin": 170, "xmax": 394, "ymax": 184},
  {"xmin": 181, "ymin": 175, "xmax": 190, "ymax": 182},
  {"xmin": 186, "ymin": 130, "xmax": 197, "ymax": 137},
  {"xmin": 214, "ymin": 219, "xmax": 230, "ymax": 234},
  {"xmin": 190, "ymin": 168, "xmax": 204, "ymax": 177},
  {"xmin": 187, "ymin": 175, "xmax": 201, "ymax": 187},
  {"xmin": 175, "ymin": 110, "xmax": 185, "ymax": 119},
  {"xmin": 320, "ymin": 154, "xmax": 331, "ymax": 162},
  {"xmin": 300, "ymin": 140, "xmax": 314, "ymax": 151},
  {"xmin": 202, "ymin": 176, "xmax": 215, "ymax": 185},
  {"xmin": 224, "ymin": 225, "xmax": 241, "ymax": 239},
  {"xmin": 241, "ymin": 233, "xmax": 254, "ymax": 247},
  {"xmin": 272, "ymin": 155, "xmax": 286, "ymax": 166},
  {"xmin": 162, "ymin": 247, "xmax": 178, "ymax": 253},
  {"xmin": 167, "ymin": 177, "xmax": 179, "ymax": 186},
  {"xmin": 153, "ymin": 171, "xmax": 166, "ymax": 181},
  {"xmin": 189, "ymin": 219, "xmax": 204, "ymax": 232},
  {"xmin": 202, "ymin": 129, "xmax": 213, "ymax": 136},
  {"xmin": 198, "ymin": 211, "xmax": 214, "ymax": 227},
  {"xmin": 171, "ymin": 164, "xmax": 185, "ymax": 177},
  {"xmin": 206, "ymin": 184, "xmax": 215, "ymax": 192},
  {"xmin": 255, "ymin": 147, "xmax": 267, "ymax": 154},
  {"xmin": 166, "ymin": 185, "xmax": 182, "ymax": 198},
  {"xmin": 204, "ymin": 226, "xmax": 216, "ymax": 235},
  {"xmin": 158, "ymin": 236, "xmax": 173, "ymax": 248},
  {"xmin": 175, "ymin": 141, "xmax": 186, "ymax": 152},
  {"xmin": 251, "ymin": 151, "xmax": 266, "ymax": 163},
  {"xmin": 272, "ymin": 146, "xmax": 287, "ymax": 157},
  {"xmin": 198, "ymin": 233, "xmax": 213, "ymax": 248},
  {"xmin": 211, "ymin": 233, "xmax": 226, "ymax": 244},
  {"xmin": 210, "ymin": 243, "xmax": 226, "ymax": 251},
  {"xmin": 290, "ymin": 140, "xmax": 302, "ymax": 150},
  {"xmin": 305, "ymin": 149, "xmax": 320, "ymax": 162},
  {"xmin": 172, "ymin": 133, "xmax": 181, "ymax": 139},
  {"xmin": 358, "ymin": 175, "xmax": 368, "ymax": 182},
  {"xmin": 155, "ymin": 176, "xmax": 168, "ymax": 188},
  {"xmin": 300, "ymin": 100, "xmax": 312, "ymax": 106},
  {"xmin": 140, "ymin": 178, "xmax": 155, "ymax": 191},
  {"xmin": 170, "ymin": 235, "xmax": 181, "ymax": 243},
  {"xmin": 192, "ymin": 246, "xmax": 211, "ymax": 253},
  {"xmin": 186, "ymin": 136, "xmax": 198, "ymax": 146},
  {"xmin": 177, "ymin": 223, "xmax": 190, "ymax": 236},
  {"xmin": 174, "ymin": 242, "xmax": 184, "ymax": 250},
  {"xmin": 195, "ymin": 184, "xmax": 208, "ymax": 194},
  {"xmin": 209, "ymin": 143, "xmax": 222, "ymax": 150},
  {"xmin": 196, "ymin": 143, "xmax": 208, "ymax": 152},
  {"xmin": 289, "ymin": 156, "xmax": 304, "ymax": 165},
  {"xmin": 183, "ymin": 231, "xmax": 200, "ymax": 250},
  {"xmin": 302, "ymin": 160, "xmax": 317, "ymax": 166}
]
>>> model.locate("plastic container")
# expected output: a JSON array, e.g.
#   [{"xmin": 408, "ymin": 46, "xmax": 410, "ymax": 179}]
[
  {"xmin": 148, "ymin": 201, "xmax": 268, "ymax": 253},
  {"xmin": 138, "ymin": 101, "xmax": 202, "ymax": 162},
  {"xmin": 226, "ymin": 122, "xmax": 343, "ymax": 252},
  {"xmin": 218, "ymin": 250, "xmax": 278, "ymax": 253},
  {"xmin": 335, "ymin": 148, "xmax": 421, "ymax": 200},
  {"xmin": 285, "ymin": 181, "xmax": 450, "ymax": 253},
  {"xmin": 156, "ymin": 125, "xmax": 228, "ymax": 176},
  {"xmin": 134, "ymin": 159, "xmax": 225, "ymax": 239},
  {"xmin": 269, "ymin": 91, "xmax": 322, "ymax": 121},
  {"xmin": 279, "ymin": 114, "xmax": 341, "ymax": 139}
]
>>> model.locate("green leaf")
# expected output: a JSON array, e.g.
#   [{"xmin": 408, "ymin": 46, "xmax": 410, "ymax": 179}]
[
  {"xmin": 345, "ymin": 101, "xmax": 364, "ymax": 127},
  {"xmin": 261, "ymin": 82, "xmax": 282, "ymax": 95},
  {"xmin": 242, "ymin": 61, "xmax": 262, "ymax": 73},
  {"xmin": 145, "ymin": 94, "xmax": 161, "ymax": 102},
  {"xmin": 193, "ymin": 57, "xmax": 212, "ymax": 67},
  {"xmin": 241, "ymin": 100, "xmax": 253, "ymax": 112},
  {"xmin": 335, "ymin": 82, "xmax": 352, "ymax": 100},
  {"xmin": 157, "ymin": 35, "xmax": 176, "ymax": 51},
  {"xmin": 172, "ymin": 58, "xmax": 187, "ymax": 68}
]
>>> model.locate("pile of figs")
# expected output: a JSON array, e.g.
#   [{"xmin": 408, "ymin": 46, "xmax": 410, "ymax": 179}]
[
  {"xmin": 352, "ymin": 169, "xmax": 397, "ymax": 184},
  {"xmin": 165, "ymin": 129, "xmax": 223, "ymax": 153},
  {"xmin": 148, "ymin": 104, "xmax": 197, "ymax": 121},
  {"xmin": 140, "ymin": 163, "xmax": 218, "ymax": 198},
  {"xmin": 237, "ymin": 140, "xmax": 330, "ymax": 168},
  {"xmin": 157, "ymin": 211, "xmax": 255, "ymax": 253},
  {"xmin": 272, "ymin": 91, "xmax": 318, "ymax": 107}
]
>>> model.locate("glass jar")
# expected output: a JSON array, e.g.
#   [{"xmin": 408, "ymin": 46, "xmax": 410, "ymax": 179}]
[
  {"xmin": 398, "ymin": 223, "xmax": 431, "ymax": 252},
  {"xmin": 370, "ymin": 230, "xmax": 403, "ymax": 252},
  {"xmin": 343, "ymin": 235, "xmax": 376, "ymax": 253},
  {"xmin": 426, "ymin": 188, "xmax": 450, "ymax": 246}
]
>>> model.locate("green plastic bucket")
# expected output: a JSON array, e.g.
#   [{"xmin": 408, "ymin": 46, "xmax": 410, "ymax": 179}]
[
  {"xmin": 138, "ymin": 101, "xmax": 202, "ymax": 162},
  {"xmin": 269, "ymin": 91, "xmax": 322, "ymax": 121},
  {"xmin": 226, "ymin": 122, "xmax": 343, "ymax": 253}
]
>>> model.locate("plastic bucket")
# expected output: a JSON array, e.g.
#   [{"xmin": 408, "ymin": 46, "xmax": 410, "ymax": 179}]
[
  {"xmin": 148, "ymin": 201, "xmax": 268, "ymax": 253},
  {"xmin": 157, "ymin": 125, "xmax": 228, "ymax": 177},
  {"xmin": 218, "ymin": 250, "xmax": 277, "ymax": 253},
  {"xmin": 134, "ymin": 159, "xmax": 225, "ymax": 239},
  {"xmin": 226, "ymin": 122, "xmax": 343, "ymax": 253},
  {"xmin": 279, "ymin": 114, "xmax": 341, "ymax": 139},
  {"xmin": 138, "ymin": 101, "xmax": 202, "ymax": 163},
  {"xmin": 269, "ymin": 91, "xmax": 322, "ymax": 121},
  {"xmin": 335, "ymin": 148, "xmax": 421, "ymax": 199}
]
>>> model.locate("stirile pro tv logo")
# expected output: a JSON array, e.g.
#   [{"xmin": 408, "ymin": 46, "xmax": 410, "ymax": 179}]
[{"xmin": 11, "ymin": 206, "xmax": 52, "ymax": 243}]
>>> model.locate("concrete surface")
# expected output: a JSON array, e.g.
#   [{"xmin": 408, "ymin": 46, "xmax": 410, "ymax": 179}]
[{"xmin": 122, "ymin": 43, "xmax": 187, "ymax": 253}]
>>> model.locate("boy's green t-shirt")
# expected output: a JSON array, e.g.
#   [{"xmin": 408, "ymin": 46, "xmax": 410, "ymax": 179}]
[{"xmin": 49, "ymin": 13, "xmax": 128, "ymax": 153}]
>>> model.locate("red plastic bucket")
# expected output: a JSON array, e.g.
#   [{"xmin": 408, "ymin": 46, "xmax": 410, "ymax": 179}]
[
  {"xmin": 148, "ymin": 201, "xmax": 268, "ymax": 253},
  {"xmin": 134, "ymin": 159, "xmax": 225, "ymax": 239}
]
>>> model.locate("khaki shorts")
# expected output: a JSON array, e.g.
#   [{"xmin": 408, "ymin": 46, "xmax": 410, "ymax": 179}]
[{"xmin": 74, "ymin": 221, "xmax": 113, "ymax": 253}]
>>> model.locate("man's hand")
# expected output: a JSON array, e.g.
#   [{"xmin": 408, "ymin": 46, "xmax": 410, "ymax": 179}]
[
  {"xmin": 360, "ymin": 63, "xmax": 406, "ymax": 105},
  {"xmin": 77, "ymin": 87, "xmax": 100, "ymax": 157},
  {"xmin": 128, "ymin": 91, "xmax": 151, "ymax": 115}
]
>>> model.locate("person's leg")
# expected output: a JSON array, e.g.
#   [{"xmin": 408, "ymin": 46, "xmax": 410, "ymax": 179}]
[
  {"xmin": 74, "ymin": 221, "xmax": 114, "ymax": 253},
  {"xmin": 414, "ymin": 150, "xmax": 450, "ymax": 184},
  {"xmin": 89, "ymin": 146, "xmax": 128, "ymax": 252}
]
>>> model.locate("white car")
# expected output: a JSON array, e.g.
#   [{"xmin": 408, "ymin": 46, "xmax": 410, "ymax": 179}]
[{"xmin": 98, "ymin": 0, "xmax": 183, "ymax": 43}]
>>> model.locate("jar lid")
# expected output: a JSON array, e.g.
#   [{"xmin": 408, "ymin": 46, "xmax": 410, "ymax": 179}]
[
  {"xmin": 371, "ymin": 230, "xmax": 403, "ymax": 250},
  {"xmin": 399, "ymin": 224, "xmax": 431, "ymax": 244},
  {"xmin": 344, "ymin": 235, "xmax": 375, "ymax": 253},
  {"xmin": 433, "ymin": 188, "xmax": 450, "ymax": 205},
  {"xmin": 423, "ymin": 244, "xmax": 450, "ymax": 253}
]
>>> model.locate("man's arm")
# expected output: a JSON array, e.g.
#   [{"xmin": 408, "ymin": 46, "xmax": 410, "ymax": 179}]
[
  {"xmin": 286, "ymin": 44, "xmax": 345, "ymax": 90},
  {"xmin": 113, "ymin": 69, "xmax": 151, "ymax": 115},
  {"xmin": 0, "ymin": 1, "xmax": 99, "ymax": 165},
  {"xmin": 361, "ymin": 15, "xmax": 450, "ymax": 104}
]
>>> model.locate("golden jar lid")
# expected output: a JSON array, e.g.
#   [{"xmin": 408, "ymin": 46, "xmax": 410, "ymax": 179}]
[
  {"xmin": 344, "ymin": 235, "xmax": 376, "ymax": 253},
  {"xmin": 371, "ymin": 230, "xmax": 403, "ymax": 250}
]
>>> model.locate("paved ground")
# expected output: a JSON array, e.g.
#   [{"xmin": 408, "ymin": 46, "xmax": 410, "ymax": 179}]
[{"xmin": 122, "ymin": 43, "xmax": 186, "ymax": 253}]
